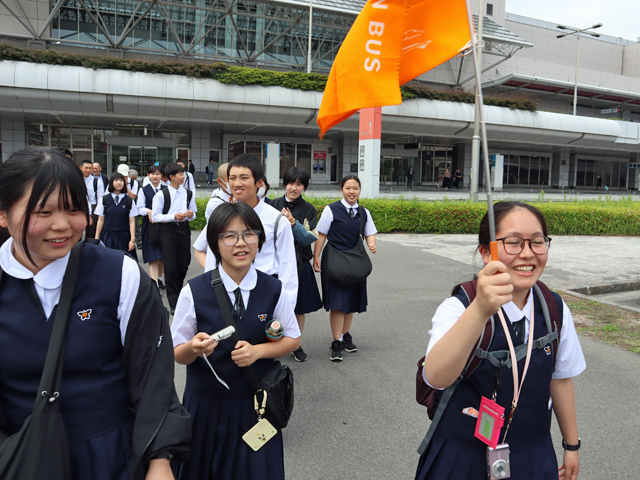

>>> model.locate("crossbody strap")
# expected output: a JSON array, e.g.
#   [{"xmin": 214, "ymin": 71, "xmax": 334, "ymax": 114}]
[
  {"xmin": 209, "ymin": 268, "xmax": 262, "ymax": 392},
  {"xmin": 358, "ymin": 206, "xmax": 366, "ymax": 239},
  {"xmin": 35, "ymin": 242, "xmax": 84, "ymax": 412}
]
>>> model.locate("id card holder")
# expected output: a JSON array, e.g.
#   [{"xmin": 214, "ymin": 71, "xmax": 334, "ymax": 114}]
[
  {"xmin": 474, "ymin": 396, "xmax": 505, "ymax": 449},
  {"xmin": 243, "ymin": 418, "xmax": 278, "ymax": 451}
]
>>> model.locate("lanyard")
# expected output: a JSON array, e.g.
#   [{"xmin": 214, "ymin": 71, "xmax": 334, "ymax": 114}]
[{"xmin": 496, "ymin": 297, "xmax": 534, "ymax": 443}]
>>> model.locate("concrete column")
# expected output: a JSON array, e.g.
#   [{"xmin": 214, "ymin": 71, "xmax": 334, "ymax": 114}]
[
  {"xmin": 358, "ymin": 107, "xmax": 381, "ymax": 199},
  {"xmin": 551, "ymin": 150, "xmax": 570, "ymax": 187}
]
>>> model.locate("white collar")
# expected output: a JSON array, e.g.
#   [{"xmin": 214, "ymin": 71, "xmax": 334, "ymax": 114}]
[
  {"xmin": 0, "ymin": 237, "xmax": 70, "ymax": 289},
  {"xmin": 252, "ymin": 198, "xmax": 264, "ymax": 215},
  {"xmin": 111, "ymin": 192, "xmax": 125, "ymax": 198},
  {"xmin": 341, "ymin": 198, "xmax": 359, "ymax": 210},
  {"xmin": 502, "ymin": 288, "xmax": 534, "ymax": 324},
  {"xmin": 169, "ymin": 184, "xmax": 182, "ymax": 194},
  {"xmin": 219, "ymin": 263, "xmax": 257, "ymax": 292}
]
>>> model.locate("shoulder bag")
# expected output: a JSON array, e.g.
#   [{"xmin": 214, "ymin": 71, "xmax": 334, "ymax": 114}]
[
  {"xmin": 322, "ymin": 206, "xmax": 372, "ymax": 287},
  {"xmin": 209, "ymin": 269, "xmax": 294, "ymax": 429},
  {"xmin": 0, "ymin": 242, "xmax": 83, "ymax": 479}
]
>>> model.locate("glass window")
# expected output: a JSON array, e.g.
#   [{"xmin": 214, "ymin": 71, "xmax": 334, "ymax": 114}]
[
  {"xmin": 296, "ymin": 144, "xmax": 311, "ymax": 177},
  {"xmin": 246, "ymin": 141, "xmax": 262, "ymax": 162},
  {"xmin": 227, "ymin": 140, "xmax": 244, "ymax": 161},
  {"xmin": 519, "ymin": 156, "xmax": 529, "ymax": 185},
  {"xmin": 279, "ymin": 143, "xmax": 295, "ymax": 179}
]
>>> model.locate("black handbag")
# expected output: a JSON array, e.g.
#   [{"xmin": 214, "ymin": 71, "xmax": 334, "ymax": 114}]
[
  {"xmin": 322, "ymin": 206, "xmax": 372, "ymax": 287},
  {"xmin": 0, "ymin": 242, "xmax": 83, "ymax": 480},
  {"xmin": 148, "ymin": 219, "xmax": 162, "ymax": 246},
  {"xmin": 210, "ymin": 269, "xmax": 294, "ymax": 430}
]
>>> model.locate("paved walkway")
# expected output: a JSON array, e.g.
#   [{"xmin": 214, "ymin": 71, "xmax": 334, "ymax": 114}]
[{"xmin": 161, "ymin": 230, "xmax": 640, "ymax": 479}]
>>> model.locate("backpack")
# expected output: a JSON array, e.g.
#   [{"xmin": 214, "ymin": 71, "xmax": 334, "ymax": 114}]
[
  {"xmin": 416, "ymin": 279, "xmax": 562, "ymax": 455},
  {"xmin": 161, "ymin": 187, "xmax": 193, "ymax": 215}
]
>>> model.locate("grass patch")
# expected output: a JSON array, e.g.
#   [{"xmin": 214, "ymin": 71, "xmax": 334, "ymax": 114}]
[{"xmin": 559, "ymin": 291, "xmax": 640, "ymax": 354}]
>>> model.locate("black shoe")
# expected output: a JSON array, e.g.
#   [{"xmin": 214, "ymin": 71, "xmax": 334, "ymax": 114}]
[
  {"xmin": 342, "ymin": 332, "xmax": 358, "ymax": 353},
  {"xmin": 158, "ymin": 279, "xmax": 166, "ymax": 290},
  {"xmin": 291, "ymin": 347, "xmax": 308, "ymax": 362},
  {"xmin": 330, "ymin": 340, "xmax": 343, "ymax": 362}
]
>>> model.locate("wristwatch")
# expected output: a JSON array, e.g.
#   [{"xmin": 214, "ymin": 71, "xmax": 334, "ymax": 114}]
[{"xmin": 562, "ymin": 438, "xmax": 581, "ymax": 451}]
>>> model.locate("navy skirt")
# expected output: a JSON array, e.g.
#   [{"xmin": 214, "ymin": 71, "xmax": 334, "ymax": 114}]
[
  {"xmin": 70, "ymin": 420, "xmax": 133, "ymax": 480},
  {"xmin": 141, "ymin": 218, "xmax": 163, "ymax": 264},
  {"xmin": 177, "ymin": 388, "xmax": 285, "ymax": 480},
  {"xmin": 295, "ymin": 261, "xmax": 322, "ymax": 315},
  {"xmin": 415, "ymin": 431, "xmax": 558, "ymax": 480},
  {"xmin": 320, "ymin": 256, "xmax": 367, "ymax": 314},
  {"xmin": 101, "ymin": 230, "xmax": 138, "ymax": 262}
]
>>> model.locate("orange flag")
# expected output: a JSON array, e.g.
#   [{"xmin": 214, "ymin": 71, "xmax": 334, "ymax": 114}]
[{"xmin": 317, "ymin": 0, "xmax": 471, "ymax": 138}]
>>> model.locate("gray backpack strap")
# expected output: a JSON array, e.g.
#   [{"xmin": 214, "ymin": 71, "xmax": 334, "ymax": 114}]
[{"xmin": 274, "ymin": 212, "xmax": 284, "ymax": 251}]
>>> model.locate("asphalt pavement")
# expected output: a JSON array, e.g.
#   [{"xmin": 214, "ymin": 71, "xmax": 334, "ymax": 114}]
[{"xmin": 155, "ymin": 228, "xmax": 640, "ymax": 480}]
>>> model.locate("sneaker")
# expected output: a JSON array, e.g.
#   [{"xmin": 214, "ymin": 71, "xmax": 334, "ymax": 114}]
[
  {"xmin": 330, "ymin": 340, "xmax": 343, "ymax": 362},
  {"xmin": 342, "ymin": 332, "xmax": 358, "ymax": 353},
  {"xmin": 158, "ymin": 279, "xmax": 166, "ymax": 290},
  {"xmin": 291, "ymin": 347, "xmax": 308, "ymax": 362}
]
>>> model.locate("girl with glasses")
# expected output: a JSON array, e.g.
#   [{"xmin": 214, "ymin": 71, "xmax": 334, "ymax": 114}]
[
  {"xmin": 171, "ymin": 202, "xmax": 300, "ymax": 480},
  {"xmin": 416, "ymin": 201, "xmax": 585, "ymax": 480}
]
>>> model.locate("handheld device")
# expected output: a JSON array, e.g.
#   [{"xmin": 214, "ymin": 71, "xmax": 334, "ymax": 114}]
[
  {"xmin": 211, "ymin": 326, "xmax": 235, "ymax": 342},
  {"xmin": 487, "ymin": 443, "xmax": 510, "ymax": 480}
]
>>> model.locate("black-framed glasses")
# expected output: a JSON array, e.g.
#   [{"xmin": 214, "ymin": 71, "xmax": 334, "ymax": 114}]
[
  {"xmin": 218, "ymin": 230, "xmax": 260, "ymax": 246},
  {"xmin": 496, "ymin": 236, "xmax": 551, "ymax": 255}
]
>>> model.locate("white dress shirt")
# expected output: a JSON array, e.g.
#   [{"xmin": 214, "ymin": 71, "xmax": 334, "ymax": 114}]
[
  {"xmin": 205, "ymin": 187, "xmax": 231, "ymax": 222},
  {"xmin": 183, "ymin": 172, "xmax": 196, "ymax": 199},
  {"xmin": 151, "ymin": 185, "xmax": 198, "ymax": 223},
  {"xmin": 171, "ymin": 264, "xmax": 300, "ymax": 347},
  {"xmin": 424, "ymin": 289, "xmax": 587, "ymax": 388},
  {"xmin": 127, "ymin": 178, "xmax": 140, "ymax": 197},
  {"xmin": 94, "ymin": 193, "xmax": 139, "ymax": 217},
  {"xmin": 84, "ymin": 174, "xmax": 105, "ymax": 205},
  {"xmin": 0, "ymin": 238, "xmax": 140, "ymax": 345},
  {"xmin": 317, "ymin": 198, "xmax": 378, "ymax": 237},
  {"xmin": 137, "ymin": 183, "xmax": 163, "ymax": 217},
  {"xmin": 193, "ymin": 199, "xmax": 298, "ymax": 309}
]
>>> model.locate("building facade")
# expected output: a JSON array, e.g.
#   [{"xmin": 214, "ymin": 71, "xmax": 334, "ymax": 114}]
[{"xmin": 1, "ymin": 0, "xmax": 639, "ymax": 189}]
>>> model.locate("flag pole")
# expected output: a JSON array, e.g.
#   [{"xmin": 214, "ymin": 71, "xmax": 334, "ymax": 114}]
[{"xmin": 465, "ymin": 0, "xmax": 498, "ymax": 259}]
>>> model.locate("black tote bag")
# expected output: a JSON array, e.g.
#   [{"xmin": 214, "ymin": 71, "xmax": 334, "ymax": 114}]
[
  {"xmin": 0, "ymin": 243, "xmax": 83, "ymax": 480},
  {"xmin": 322, "ymin": 206, "xmax": 372, "ymax": 287}
]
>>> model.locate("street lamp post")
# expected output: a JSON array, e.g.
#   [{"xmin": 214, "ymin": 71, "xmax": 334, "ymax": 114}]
[
  {"xmin": 557, "ymin": 23, "xmax": 603, "ymax": 116},
  {"xmin": 307, "ymin": 0, "xmax": 313, "ymax": 73}
]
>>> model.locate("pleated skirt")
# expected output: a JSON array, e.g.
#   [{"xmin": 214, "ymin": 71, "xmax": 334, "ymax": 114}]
[
  {"xmin": 177, "ymin": 388, "xmax": 285, "ymax": 480},
  {"xmin": 70, "ymin": 420, "xmax": 133, "ymax": 480},
  {"xmin": 141, "ymin": 219, "xmax": 163, "ymax": 264},
  {"xmin": 415, "ymin": 431, "xmax": 558, "ymax": 480},
  {"xmin": 295, "ymin": 261, "xmax": 322, "ymax": 315},
  {"xmin": 102, "ymin": 230, "xmax": 138, "ymax": 261},
  {"xmin": 321, "ymin": 272, "xmax": 367, "ymax": 314}
]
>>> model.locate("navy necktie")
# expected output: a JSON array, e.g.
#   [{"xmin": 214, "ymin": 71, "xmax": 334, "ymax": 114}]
[{"xmin": 233, "ymin": 288, "xmax": 245, "ymax": 318}]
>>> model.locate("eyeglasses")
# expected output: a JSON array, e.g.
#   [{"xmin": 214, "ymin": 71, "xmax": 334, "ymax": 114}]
[
  {"xmin": 496, "ymin": 236, "xmax": 551, "ymax": 255},
  {"xmin": 218, "ymin": 230, "xmax": 260, "ymax": 246}
]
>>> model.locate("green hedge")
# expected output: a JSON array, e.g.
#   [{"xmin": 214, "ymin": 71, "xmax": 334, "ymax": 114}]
[
  {"xmin": 192, "ymin": 197, "xmax": 640, "ymax": 236},
  {"xmin": 0, "ymin": 43, "xmax": 537, "ymax": 111}
]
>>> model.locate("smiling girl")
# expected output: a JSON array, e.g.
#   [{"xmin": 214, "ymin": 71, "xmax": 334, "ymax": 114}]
[
  {"xmin": 416, "ymin": 201, "xmax": 585, "ymax": 480},
  {"xmin": 171, "ymin": 201, "xmax": 300, "ymax": 480},
  {"xmin": 95, "ymin": 171, "xmax": 139, "ymax": 261},
  {"xmin": 313, "ymin": 175, "xmax": 377, "ymax": 362},
  {"xmin": 0, "ymin": 147, "xmax": 190, "ymax": 479}
]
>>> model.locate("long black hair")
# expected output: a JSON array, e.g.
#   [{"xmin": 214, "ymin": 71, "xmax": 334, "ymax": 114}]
[
  {"xmin": 0, "ymin": 147, "xmax": 90, "ymax": 265},
  {"xmin": 206, "ymin": 202, "xmax": 265, "ymax": 266}
]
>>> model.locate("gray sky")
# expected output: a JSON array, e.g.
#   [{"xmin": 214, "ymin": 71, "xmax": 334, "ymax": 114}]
[{"xmin": 506, "ymin": 0, "xmax": 639, "ymax": 42}]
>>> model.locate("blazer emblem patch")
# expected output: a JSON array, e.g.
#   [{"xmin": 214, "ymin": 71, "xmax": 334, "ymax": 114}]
[{"xmin": 77, "ymin": 309, "xmax": 92, "ymax": 321}]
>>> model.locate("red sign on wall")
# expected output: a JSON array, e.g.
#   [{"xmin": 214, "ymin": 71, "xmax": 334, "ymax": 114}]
[{"xmin": 314, "ymin": 151, "xmax": 327, "ymax": 160}]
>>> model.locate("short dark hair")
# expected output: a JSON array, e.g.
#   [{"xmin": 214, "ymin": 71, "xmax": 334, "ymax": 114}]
[
  {"xmin": 283, "ymin": 166, "xmax": 309, "ymax": 190},
  {"xmin": 0, "ymin": 147, "xmax": 90, "ymax": 266},
  {"xmin": 341, "ymin": 174, "xmax": 361, "ymax": 188},
  {"xmin": 228, "ymin": 154, "xmax": 264, "ymax": 184},
  {"xmin": 478, "ymin": 201, "xmax": 548, "ymax": 248},
  {"xmin": 147, "ymin": 165, "xmax": 162, "ymax": 175},
  {"xmin": 164, "ymin": 163, "xmax": 184, "ymax": 180},
  {"xmin": 81, "ymin": 159, "xmax": 92, "ymax": 166},
  {"xmin": 206, "ymin": 202, "xmax": 265, "ymax": 266},
  {"xmin": 63, "ymin": 149, "xmax": 73, "ymax": 159},
  {"xmin": 108, "ymin": 172, "xmax": 126, "ymax": 193}
]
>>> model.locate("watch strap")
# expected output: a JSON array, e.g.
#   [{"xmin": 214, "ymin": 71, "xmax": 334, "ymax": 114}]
[{"xmin": 562, "ymin": 438, "xmax": 581, "ymax": 451}]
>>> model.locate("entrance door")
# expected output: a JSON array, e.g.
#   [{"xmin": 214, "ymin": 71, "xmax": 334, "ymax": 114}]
[{"xmin": 128, "ymin": 147, "xmax": 158, "ymax": 176}]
